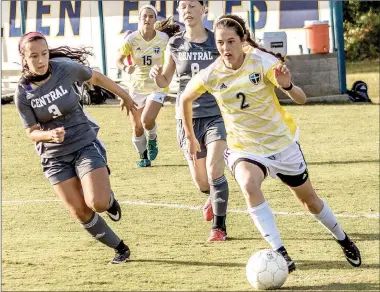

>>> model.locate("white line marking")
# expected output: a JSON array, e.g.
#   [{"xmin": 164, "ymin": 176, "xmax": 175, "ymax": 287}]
[{"xmin": 2, "ymin": 199, "xmax": 379, "ymax": 219}]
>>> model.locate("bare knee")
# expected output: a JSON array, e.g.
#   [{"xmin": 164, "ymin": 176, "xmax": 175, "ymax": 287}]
[
  {"xmin": 240, "ymin": 181, "xmax": 262, "ymax": 200},
  {"xmin": 86, "ymin": 195, "xmax": 109, "ymax": 213},
  {"xmin": 141, "ymin": 116, "xmax": 154, "ymax": 130}
]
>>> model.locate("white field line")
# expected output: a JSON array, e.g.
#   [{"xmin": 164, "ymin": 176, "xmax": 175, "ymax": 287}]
[{"xmin": 2, "ymin": 199, "xmax": 379, "ymax": 219}]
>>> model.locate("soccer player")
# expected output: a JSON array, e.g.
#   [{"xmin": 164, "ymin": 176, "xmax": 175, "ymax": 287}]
[
  {"xmin": 149, "ymin": 0, "xmax": 230, "ymax": 242},
  {"xmin": 15, "ymin": 31, "xmax": 137, "ymax": 264},
  {"xmin": 116, "ymin": 5, "xmax": 179, "ymax": 168},
  {"xmin": 180, "ymin": 15, "xmax": 362, "ymax": 271}
]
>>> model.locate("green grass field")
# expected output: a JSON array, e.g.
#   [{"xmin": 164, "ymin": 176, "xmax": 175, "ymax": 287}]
[{"xmin": 2, "ymin": 103, "xmax": 379, "ymax": 291}]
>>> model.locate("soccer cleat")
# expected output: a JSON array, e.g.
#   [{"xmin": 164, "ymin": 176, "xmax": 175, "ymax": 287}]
[
  {"xmin": 276, "ymin": 246, "xmax": 296, "ymax": 273},
  {"xmin": 106, "ymin": 199, "xmax": 121, "ymax": 222},
  {"xmin": 207, "ymin": 228, "xmax": 227, "ymax": 242},
  {"xmin": 136, "ymin": 159, "xmax": 151, "ymax": 168},
  {"xmin": 203, "ymin": 197, "xmax": 213, "ymax": 221},
  {"xmin": 335, "ymin": 233, "xmax": 362, "ymax": 267},
  {"xmin": 147, "ymin": 138, "xmax": 158, "ymax": 161},
  {"xmin": 109, "ymin": 243, "xmax": 131, "ymax": 264}
]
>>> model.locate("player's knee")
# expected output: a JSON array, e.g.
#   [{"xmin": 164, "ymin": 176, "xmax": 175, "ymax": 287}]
[
  {"xmin": 141, "ymin": 116, "xmax": 154, "ymax": 130},
  {"xmin": 240, "ymin": 181, "xmax": 261, "ymax": 199},
  {"xmin": 86, "ymin": 196, "xmax": 109, "ymax": 213},
  {"xmin": 207, "ymin": 161, "xmax": 225, "ymax": 181}
]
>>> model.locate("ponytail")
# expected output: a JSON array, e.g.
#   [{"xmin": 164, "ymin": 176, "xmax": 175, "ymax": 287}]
[{"xmin": 154, "ymin": 16, "xmax": 181, "ymax": 38}]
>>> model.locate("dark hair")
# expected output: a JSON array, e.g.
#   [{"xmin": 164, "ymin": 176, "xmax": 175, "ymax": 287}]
[
  {"xmin": 154, "ymin": 16, "xmax": 181, "ymax": 38},
  {"xmin": 19, "ymin": 35, "xmax": 93, "ymax": 84},
  {"xmin": 214, "ymin": 15, "xmax": 285, "ymax": 62}
]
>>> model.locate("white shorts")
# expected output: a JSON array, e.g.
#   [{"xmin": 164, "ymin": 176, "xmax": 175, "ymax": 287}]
[
  {"xmin": 224, "ymin": 142, "xmax": 307, "ymax": 179},
  {"xmin": 130, "ymin": 91, "xmax": 166, "ymax": 109}
]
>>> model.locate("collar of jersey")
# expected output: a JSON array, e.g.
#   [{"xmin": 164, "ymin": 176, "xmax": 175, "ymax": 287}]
[{"xmin": 138, "ymin": 30, "xmax": 158, "ymax": 44}]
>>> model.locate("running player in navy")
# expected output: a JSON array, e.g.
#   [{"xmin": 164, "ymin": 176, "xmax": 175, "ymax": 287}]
[
  {"xmin": 150, "ymin": 0, "xmax": 229, "ymax": 241},
  {"xmin": 15, "ymin": 32, "xmax": 137, "ymax": 264}
]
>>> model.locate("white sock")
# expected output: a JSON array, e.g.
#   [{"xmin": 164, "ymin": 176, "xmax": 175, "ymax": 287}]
[
  {"xmin": 313, "ymin": 200, "xmax": 346, "ymax": 241},
  {"xmin": 132, "ymin": 134, "xmax": 147, "ymax": 154},
  {"xmin": 248, "ymin": 201, "xmax": 283, "ymax": 250},
  {"xmin": 145, "ymin": 123, "xmax": 157, "ymax": 140}
]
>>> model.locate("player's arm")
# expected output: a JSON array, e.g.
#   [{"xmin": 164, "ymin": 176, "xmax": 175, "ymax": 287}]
[
  {"xmin": 116, "ymin": 40, "xmax": 135, "ymax": 74},
  {"xmin": 180, "ymin": 75, "xmax": 208, "ymax": 162},
  {"xmin": 14, "ymin": 90, "xmax": 66, "ymax": 143},
  {"xmin": 273, "ymin": 64, "xmax": 306, "ymax": 104},
  {"xmin": 149, "ymin": 48, "xmax": 176, "ymax": 88},
  {"xmin": 87, "ymin": 71, "xmax": 137, "ymax": 114},
  {"xmin": 26, "ymin": 124, "xmax": 65, "ymax": 143}
]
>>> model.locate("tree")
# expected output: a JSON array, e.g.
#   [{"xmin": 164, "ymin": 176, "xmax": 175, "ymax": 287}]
[{"xmin": 343, "ymin": 1, "xmax": 380, "ymax": 61}]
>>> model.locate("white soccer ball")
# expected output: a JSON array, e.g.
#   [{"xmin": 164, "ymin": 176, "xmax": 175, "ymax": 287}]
[{"xmin": 246, "ymin": 249, "xmax": 289, "ymax": 290}]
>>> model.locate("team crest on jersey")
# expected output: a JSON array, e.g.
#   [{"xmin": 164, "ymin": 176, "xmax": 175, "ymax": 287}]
[
  {"xmin": 249, "ymin": 73, "xmax": 261, "ymax": 85},
  {"xmin": 153, "ymin": 46, "xmax": 160, "ymax": 55}
]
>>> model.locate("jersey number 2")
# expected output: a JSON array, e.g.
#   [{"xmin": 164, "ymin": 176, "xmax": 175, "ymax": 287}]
[{"xmin": 236, "ymin": 93, "xmax": 249, "ymax": 109}]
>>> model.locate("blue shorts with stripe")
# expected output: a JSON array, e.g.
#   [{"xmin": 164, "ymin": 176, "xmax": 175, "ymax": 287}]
[{"xmin": 41, "ymin": 139, "xmax": 110, "ymax": 185}]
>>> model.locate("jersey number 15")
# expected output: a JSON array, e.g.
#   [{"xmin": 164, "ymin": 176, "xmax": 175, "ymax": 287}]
[{"xmin": 143, "ymin": 55, "xmax": 152, "ymax": 66}]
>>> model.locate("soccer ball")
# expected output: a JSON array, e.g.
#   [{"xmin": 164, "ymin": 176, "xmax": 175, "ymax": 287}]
[{"xmin": 246, "ymin": 249, "xmax": 289, "ymax": 290}]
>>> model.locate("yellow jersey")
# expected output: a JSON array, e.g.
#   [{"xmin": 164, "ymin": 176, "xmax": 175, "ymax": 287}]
[
  {"xmin": 120, "ymin": 30, "xmax": 168, "ymax": 95},
  {"xmin": 188, "ymin": 47, "xmax": 299, "ymax": 156}
]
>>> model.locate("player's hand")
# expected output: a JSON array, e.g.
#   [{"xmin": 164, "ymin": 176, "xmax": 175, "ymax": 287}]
[
  {"xmin": 186, "ymin": 137, "xmax": 201, "ymax": 167},
  {"xmin": 273, "ymin": 64, "xmax": 292, "ymax": 88},
  {"xmin": 124, "ymin": 65, "xmax": 135, "ymax": 74},
  {"xmin": 50, "ymin": 127, "xmax": 65, "ymax": 143},
  {"xmin": 149, "ymin": 65, "xmax": 163, "ymax": 79},
  {"xmin": 119, "ymin": 96, "xmax": 137, "ymax": 116}
]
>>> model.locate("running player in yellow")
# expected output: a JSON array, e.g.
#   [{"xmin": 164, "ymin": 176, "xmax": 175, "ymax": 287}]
[
  {"xmin": 116, "ymin": 5, "xmax": 179, "ymax": 167},
  {"xmin": 180, "ymin": 14, "xmax": 361, "ymax": 272}
]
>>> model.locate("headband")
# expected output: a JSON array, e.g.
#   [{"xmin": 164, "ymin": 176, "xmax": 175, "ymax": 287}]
[
  {"xmin": 18, "ymin": 31, "xmax": 46, "ymax": 54},
  {"xmin": 216, "ymin": 17, "xmax": 246, "ymax": 35},
  {"xmin": 139, "ymin": 4, "xmax": 158, "ymax": 18}
]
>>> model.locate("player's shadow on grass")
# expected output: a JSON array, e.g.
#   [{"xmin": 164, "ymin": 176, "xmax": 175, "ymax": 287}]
[
  {"xmin": 295, "ymin": 259, "xmax": 379, "ymax": 270},
  {"xmin": 308, "ymin": 159, "xmax": 379, "ymax": 166},
  {"xmin": 285, "ymin": 282, "xmax": 379, "ymax": 291},
  {"xmin": 130, "ymin": 259, "xmax": 245, "ymax": 268}
]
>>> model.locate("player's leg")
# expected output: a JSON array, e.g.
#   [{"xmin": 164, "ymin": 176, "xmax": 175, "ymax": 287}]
[
  {"xmin": 284, "ymin": 177, "xmax": 361, "ymax": 267},
  {"xmin": 276, "ymin": 142, "xmax": 361, "ymax": 267},
  {"xmin": 75, "ymin": 144, "xmax": 130, "ymax": 264},
  {"xmin": 141, "ymin": 93, "xmax": 165, "ymax": 161},
  {"xmin": 177, "ymin": 119, "xmax": 216, "ymax": 229},
  {"xmin": 227, "ymin": 153, "xmax": 296, "ymax": 273},
  {"xmin": 130, "ymin": 107, "xmax": 150, "ymax": 168},
  {"xmin": 204, "ymin": 116, "xmax": 229, "ymax": 241},
  {"xmin": 44, "ymin": 155, "xmax": 129, "ymax": 264}
]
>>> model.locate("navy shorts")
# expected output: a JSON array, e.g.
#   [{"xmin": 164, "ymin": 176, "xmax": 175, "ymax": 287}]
[
  {"xmin": 177, "ymin": 115, "xmax": 227, "ymax": 160},
  {"xmin": 41, "ymin": 139, "xmax": 109, "ymax": 185}
]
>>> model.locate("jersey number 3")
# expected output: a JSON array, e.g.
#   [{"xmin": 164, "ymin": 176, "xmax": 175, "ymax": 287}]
[
  {"xmin": 236, "ymin": 92, "xmax": 249, "ymax": 109},
  {"xmin": 48, "ymin": 104, "xmax": 63, "ymax": 119}
]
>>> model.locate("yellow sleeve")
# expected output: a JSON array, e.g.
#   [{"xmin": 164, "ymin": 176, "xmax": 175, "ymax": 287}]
[
  {"xmin": 187, "ymin": 73, "xmax": 208, "ymax": 95},
  {"xmin": 120, "ymin": 41, "xmax": 131, "ymax": 56},
  {"xmin": 265, "ymin": 60, "xmax": 281, "ymax": 87}
]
